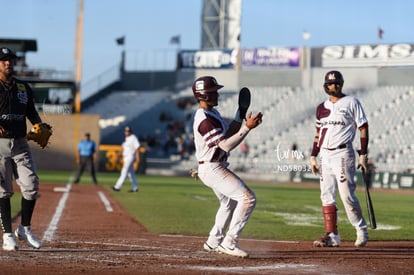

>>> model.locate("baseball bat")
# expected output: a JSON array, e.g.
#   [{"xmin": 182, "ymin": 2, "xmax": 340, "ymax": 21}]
[{"xmin": 362, "ymin": 170, "xmax": 377, "ymax": 229}]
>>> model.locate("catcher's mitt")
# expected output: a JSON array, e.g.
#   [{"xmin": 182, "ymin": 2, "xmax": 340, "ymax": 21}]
[{"xmin": 26, "ymin": 123, "xmax": 53, "ymax": 149}]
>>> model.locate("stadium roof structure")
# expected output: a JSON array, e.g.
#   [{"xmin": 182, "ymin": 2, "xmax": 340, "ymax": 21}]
[{"xmin": 0, "ymin": 38, "xmax": 37, "ymax": 53}]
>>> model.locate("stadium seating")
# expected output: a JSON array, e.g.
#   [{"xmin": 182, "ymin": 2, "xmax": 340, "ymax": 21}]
[
  {"xmin": 83, "ymin": 90, "xmax": 169, "ymax": 143},
  {"xmin": 176, "ymin": 85, "xmax": 414, "ymax": 175}
]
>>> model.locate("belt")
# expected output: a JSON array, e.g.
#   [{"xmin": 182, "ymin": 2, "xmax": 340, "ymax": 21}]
[
  {"xmin": 199, "ymin": 159, "xmax": 227, "ymax": 164},
  {"xmin": 326, "ymin": 144, "xmax": 347, "ymax": 151}
]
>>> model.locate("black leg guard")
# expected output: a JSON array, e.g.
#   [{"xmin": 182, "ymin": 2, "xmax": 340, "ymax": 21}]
[
  {"xmin": 0, "ymin": 198, "xmax": 12, "ymax": 233},
  {"xmin": 21, "ymin": 198, "xmax": 36, "ymax": 227}
]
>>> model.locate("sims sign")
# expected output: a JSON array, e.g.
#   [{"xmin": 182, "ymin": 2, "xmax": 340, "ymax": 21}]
[{"xmin": 321, "ymin": 44, "xmax": 414, "ymax": 67}]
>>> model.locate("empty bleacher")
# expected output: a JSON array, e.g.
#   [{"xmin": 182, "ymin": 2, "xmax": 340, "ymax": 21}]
[{"xmin": 82, "ymin": 90, "xmax": 170, "ymax": 144}]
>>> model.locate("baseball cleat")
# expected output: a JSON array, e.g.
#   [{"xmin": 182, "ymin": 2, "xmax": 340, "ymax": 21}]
[
  {"xmin": 15, "ymin": 224, "xmax": 42, "ymax": 249},
  {"xmin": 354, "ymin": 229, "xmax": 369, "ymax": 247},
  {"xmin": 216, "ymin": 244, "xmax": 249, "ymax": 258},
  {"xmin": 112, "ymin": 187, "xmax": 120, "ymax": 192},
  {"xmin": 3, "ymin": 233, "xmax": 18, "ymax": 251},
  {"xmin": 203, "ymin": 242, "xmax": 218, "ymax": 252},
  {"xmin": 313, "ymin": 232, "xmax": 341, "ymax": 247}
]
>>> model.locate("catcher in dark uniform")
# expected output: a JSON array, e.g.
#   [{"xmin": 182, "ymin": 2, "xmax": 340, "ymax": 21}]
[{"xmin": 0, "ymin": 47, "xmax": 52, "ymax": 251}]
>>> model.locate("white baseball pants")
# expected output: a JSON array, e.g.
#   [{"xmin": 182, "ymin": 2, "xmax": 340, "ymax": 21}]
[
  {"xmin": 319, "ymin": 148, "xmax": 367, "ymax": 230},
  {"xmin": 197, "ymin": 161, "xmax": 256, "ymax": 246},
  {"xmin": 114, "ymin": 155, "xmax": 138, "ymax": 190}
]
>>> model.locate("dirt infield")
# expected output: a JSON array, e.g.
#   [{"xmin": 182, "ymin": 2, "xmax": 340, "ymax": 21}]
[{"xmin": 2, "ymin": 184, "xmax": 413, "ymax": 275}]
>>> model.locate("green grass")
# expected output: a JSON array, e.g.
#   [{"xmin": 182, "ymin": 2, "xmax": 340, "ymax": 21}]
[{"xmin": 34, "ymin": 171, "xmax": 414, "ymax": 242}]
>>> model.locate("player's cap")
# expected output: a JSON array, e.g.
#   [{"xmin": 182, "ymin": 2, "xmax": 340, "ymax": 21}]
[
  {"xmin": 124, "ymin": 126, "xmax": 132, "ymax": 132},
  {"xmin": 0, "ymin": 47, "xmax": 16, "ymax": 61}
]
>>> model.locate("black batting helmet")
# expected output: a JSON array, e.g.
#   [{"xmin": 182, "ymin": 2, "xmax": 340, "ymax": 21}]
[
  {"xmin": 324, "ymin": 70, "xmax": 344, "ymax": 85},
  {"xmin": 192, "ymin": 76, "xmax": 224, "ymax": 102}
]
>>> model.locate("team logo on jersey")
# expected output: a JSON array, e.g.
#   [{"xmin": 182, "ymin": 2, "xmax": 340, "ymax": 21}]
[
  {"xmin": 17, "ymin": 89, "xmax": 28, "ymax": 105},
  {"xmin": 336, "ymin": 107, "xmax": 348, "ymax": 115},
  {"xmin": 16, "ymin": 83, "xmax": 28, "ymax": 104},
  {"xmin": 16, "ymin": 83, "xmax": 26, "ymax": 91},
  {"xmin": 323, "ymin": 120, "xmax": 346, "ymax": 126}
]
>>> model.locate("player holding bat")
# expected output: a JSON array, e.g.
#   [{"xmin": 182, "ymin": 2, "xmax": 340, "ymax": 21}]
[
  {"xmin": 191, "ymin": 76, "xmax": 262, "ymax": 258},
  {"xmin": 309, "ymin": 70, "xmax": 370, "ymax": 248}
]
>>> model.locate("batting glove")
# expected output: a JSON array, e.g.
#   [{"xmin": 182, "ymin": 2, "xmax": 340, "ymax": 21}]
[
  {"xmin": 310, "ymin": 156, "xmax": 320, "ymax": 175},
  {"xmin": 357, "ymin": 154, "xmax": 368, "ymax": 172},
  {"xmin": 189, "ymin": 168, "xmax": 199, "ymax": 180}
]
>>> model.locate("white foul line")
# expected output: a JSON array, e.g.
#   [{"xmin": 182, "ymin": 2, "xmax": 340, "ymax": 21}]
[
  {"xmin": 97, "ymin": 191, "xmax": 113, "ymax": 212},
  {"xmin": 42, "ymin": 183, "xmax": 72, "ymax": 242}
]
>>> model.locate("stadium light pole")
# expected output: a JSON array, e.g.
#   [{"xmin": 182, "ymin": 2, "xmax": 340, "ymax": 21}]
[
  {"xmin": 74, "ymin": 0, "xmax": 84, "ymax": 113},
  {"xmin": 302, "ymin": 31, "xmax": 311, "ymax": 89},
  {"xmin": 72, "ymin": 0, "xmax": 84, "ymax": 171},
  {"xmin": 116, "ymin": 36, "xmax": 126, "ymax": 74}
]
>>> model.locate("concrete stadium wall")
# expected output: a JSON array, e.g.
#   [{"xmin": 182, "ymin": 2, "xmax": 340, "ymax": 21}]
[
  {"xmin": 29, "ymin": 114, "xmax": 100, "ymax": 171},
  {"xmin": 110, "ymin": 67, "xmax": 414, "ymax": 95},
  {"xmin": 378, "ymin": 67, "xmax": 414, "ymax": 86},
  {"xmin": 175, "ymin": 69, "xmax": 301, "ymax": 91},
  {"xmin": 121, "ymin": 71, "xmax": 177, "ymax": 91},
  {"xmin": 87, "ymin": 66, "xmax": 414, "ymax": 104},
  {"xmin": 311, "ymin": 67, "xmax": 414, "ymax": 88},
  {"xmin": 239, "ymin": 69, "xmax": 302, "ymax": 87},
  {"xmin": 171, "ymin": 69, "xmax": 240, "ymax": 92},
  {"xmin": 309, "ymin": 68, "xmax": 378, "ymax": 89},
  {"xmin": 175, "ymin": 71, "xmax": 196, "ymax": 91}
]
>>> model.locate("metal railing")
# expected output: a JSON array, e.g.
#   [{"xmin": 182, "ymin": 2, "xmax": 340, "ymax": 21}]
[{"xmin": 80, "ymin": 64, "xmax": 121, "ymax": 101}]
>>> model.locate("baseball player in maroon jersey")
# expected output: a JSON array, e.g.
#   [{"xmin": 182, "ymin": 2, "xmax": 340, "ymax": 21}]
[
  {"xmin": 192, "ymin": 76, "xmax": 262, "ymax": 258},
  {"xmin": 310, "ymin": 70, "xmax": 369, "ymax": 248}
]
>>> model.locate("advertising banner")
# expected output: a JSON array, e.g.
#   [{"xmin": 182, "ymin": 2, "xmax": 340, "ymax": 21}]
[
  {"xmin": 242, "ymin": 47, "xmax": 300, "ymax": 67},
  {"xmin": 313, "ymin": 43, "xmax": 414, "ymax": 67},
  {"xmin": 178, "ymin": 49, "xmax": 236, "ymax": 69}
]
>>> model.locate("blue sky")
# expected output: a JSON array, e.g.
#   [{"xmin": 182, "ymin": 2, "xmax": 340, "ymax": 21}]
[{"xmin": 3, "ymin": 0, "xmax": 414, "ymax": 84}]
